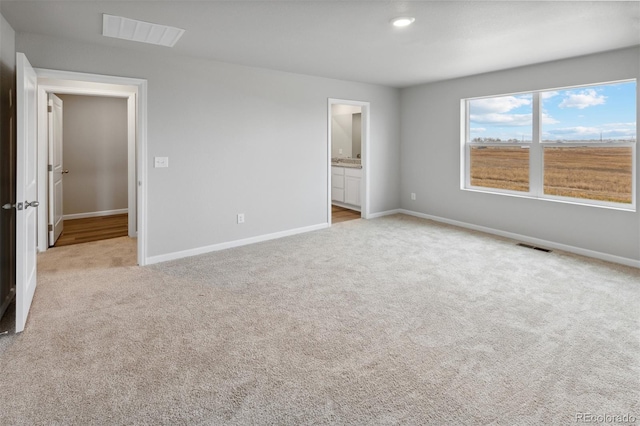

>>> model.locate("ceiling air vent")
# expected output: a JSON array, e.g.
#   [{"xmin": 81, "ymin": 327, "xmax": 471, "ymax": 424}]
[{"xmin": 102, "ymin": 14, "xmax": 185, "ymax": 47}]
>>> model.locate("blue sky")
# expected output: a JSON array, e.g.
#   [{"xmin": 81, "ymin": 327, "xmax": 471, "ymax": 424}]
[{"xmin": 469, "ymin": 81, "xmax": 637, "ymax": 142}]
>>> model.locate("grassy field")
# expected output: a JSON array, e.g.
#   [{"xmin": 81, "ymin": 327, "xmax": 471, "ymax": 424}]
[{"xmin": 470, "ymin": 146, "xmax": 633, "ymax": 204}]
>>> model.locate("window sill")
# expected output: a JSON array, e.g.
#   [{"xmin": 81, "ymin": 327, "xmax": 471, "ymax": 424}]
[{"xmin": 461, "ymin": 187, "xmax": 636, "ymax": 213}]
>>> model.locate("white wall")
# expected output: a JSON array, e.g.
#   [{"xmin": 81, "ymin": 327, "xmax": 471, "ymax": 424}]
[
  {"xmin": 400, "ymin": 46, "xmax": 640, "ymax": 261},
  {"xmin": 57, "ymin": 94, "xmax": 128, "ymax": 216},
  {"xmin": 16, "ymin": 33, "xmax": 400, "ymax": 258}
]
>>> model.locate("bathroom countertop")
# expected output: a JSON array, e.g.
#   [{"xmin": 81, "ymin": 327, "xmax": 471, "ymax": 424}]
[{"xmin": 331, "ymin": 162, "xmax": 362, "ymax": 169}]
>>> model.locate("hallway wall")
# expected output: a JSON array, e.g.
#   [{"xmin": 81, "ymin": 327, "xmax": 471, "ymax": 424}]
[{"xmin": 57, "ymin": 94, "xmax": 128, "ymax": 218}]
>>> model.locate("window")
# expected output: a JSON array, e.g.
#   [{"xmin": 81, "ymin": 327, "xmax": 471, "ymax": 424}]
[
  {"xmin": 463, "ymin": 80, "xmax": 636, "ymax": 209},
  {"xmin": 468, "ymin": 94, "xmax": 532, "ymax": 192}
]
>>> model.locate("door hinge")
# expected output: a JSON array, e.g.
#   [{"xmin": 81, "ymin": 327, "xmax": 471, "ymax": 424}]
[
  {"xmin": 48, "ymin": 224, "xmax": 53, "ymax": 232},
  {"xmin": 48, "ymin": 105, "xmax": 52, "ymax": 113},
  {"xmin": 48, "ymin": 164, "xmax": 53, "ymax": 172}
]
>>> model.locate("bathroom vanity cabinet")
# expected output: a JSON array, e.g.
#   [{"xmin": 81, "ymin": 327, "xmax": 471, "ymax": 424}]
[{"xmin": 331, "ymin": 166, "xmax": 361, "ymax": 207}]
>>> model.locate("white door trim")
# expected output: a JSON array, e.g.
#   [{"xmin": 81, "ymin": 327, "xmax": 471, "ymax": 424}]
[
  {"xmin": 327, "ymin": 98, "xmax": 371, "ymax": 224},
  {"xmin": 34, "ymin": 68, "xmax": 148, "ymax": 266}
]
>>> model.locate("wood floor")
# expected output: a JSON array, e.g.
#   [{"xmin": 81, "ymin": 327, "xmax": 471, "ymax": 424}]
[
  {"xmin": 53, "ymin": 208, "xmax": 356, "ymax": 248},
  {"xmin": 332, "ymin": 205, "xmax": 361, "ymax": 224},
  {"xmin": 54, "ymin": 214, "xmax": 128, "ymax": 247}
]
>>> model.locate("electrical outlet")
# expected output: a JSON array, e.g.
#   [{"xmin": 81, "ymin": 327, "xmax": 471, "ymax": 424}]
[
  {"xmin": 411, "ymin": 193, "xmax": 416, "ymax": 201},
  {"xmin": 154, "ymin": 157, "xmax": 169, "ymax": 168},
  {"xmin": 237, "ymin": 213, "xmax": 245, "ymax": 224},
  {"xmin": 339, "ymin": 148, "xmax": 343, "ymax": 154}
]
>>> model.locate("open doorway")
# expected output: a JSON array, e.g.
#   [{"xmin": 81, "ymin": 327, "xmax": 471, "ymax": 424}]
[
  {"xmin": 50, "ymin": 93, "xmax": 129, "ymax": 247},
  {"xmin": 328, "ymin": 99, "xmax": 370, "ymax": 225},
  {"xmin": 5, "ymin": 57, "xmax": 148, "ymax": 334},
  {"xmin": 35, "ymin": 69, "xmax": 147, "ymax": 265}
]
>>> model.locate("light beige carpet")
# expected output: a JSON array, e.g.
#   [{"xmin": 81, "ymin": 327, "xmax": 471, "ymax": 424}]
[{"xmin": 0, "ymin": 214, "xmax": 638, "ymax": 425}]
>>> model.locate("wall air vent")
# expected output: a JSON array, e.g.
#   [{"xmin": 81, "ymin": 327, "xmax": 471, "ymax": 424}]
[
  {"xmin": 517, "ymin": 243, "xmax": 552, "ymax": 253},
  {"xmin": 102, "ymin": 14, "xmax": 185, "ymax": 47}
]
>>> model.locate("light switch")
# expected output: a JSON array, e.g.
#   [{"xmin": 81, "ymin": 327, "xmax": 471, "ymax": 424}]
[{"xmin": 154, "ymin": 157, "xmax": 169, "ymax": 168}]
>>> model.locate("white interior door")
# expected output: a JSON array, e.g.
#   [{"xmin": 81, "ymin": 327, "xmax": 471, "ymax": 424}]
[
  {"xmin": 48, "ymin": 94, "xmax": 63, "ymax": 245},
  {"xmin": 16, "ymin": 53, "xmax": 39, "ymax": 333}
]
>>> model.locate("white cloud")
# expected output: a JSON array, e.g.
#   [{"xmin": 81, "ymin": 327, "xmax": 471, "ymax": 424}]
[
  {"xmin": 541, "ymin": 91, "xmax": 559, "ymax": 99},
  {"xmin": 470, "ymin": 96, "xmax": 531, "ymax": 114},
  {"xmin": 558, "ymin": 89, "xmax": 606, "ymax": 109},
  {"xmin": 603, "ymin": 129, "xmax": 636, "ymax": 138},
  {"xmin": 601, "ymin": 123, "xmax": 637, "ymax": 139},
  {"xmin": 470, "ymin": 127, "xmax": 486, "ymax": 133},
  {"xmin": 545, "ymin": 123, "xmax": 636, "ymax": 140},
  {"xmin": 470, "ymin": 113, "xmax": 531, "ymax": 127},
  {"xmin": 601, "ymin": 122, "xmax": 636, "ymax": 129},
  {"xmin": 548, "ymin": 126, "xmax": 600, "ymax": 136},
  {"xmin": 541, "ymin": 112, "xmax": 559, "ymax": 124}
]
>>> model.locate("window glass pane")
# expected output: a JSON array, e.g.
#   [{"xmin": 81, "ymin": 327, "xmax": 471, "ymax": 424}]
[
  {"xmin": 469, "ymin": 94, "xmax": 532, "ymax": 143},
  {"xmin": 544, "ymin": 146, "xmax": 632, "ymax": 204},
  {"xmin": 470, "ymin": 146, "xmax": 529, "ymax": 192},
  {"xmin": 541, "ymin": 81, "xmax": 636, "ymax": 143}
]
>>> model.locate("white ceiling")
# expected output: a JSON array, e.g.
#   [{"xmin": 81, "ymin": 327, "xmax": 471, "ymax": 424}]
[{"xmin": 2, "ymin": 1, "xmax": 639, "ymax": 88}]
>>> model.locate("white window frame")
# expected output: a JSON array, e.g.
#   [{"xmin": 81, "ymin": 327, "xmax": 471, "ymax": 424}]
[{"xmin": 461, "ymin": 80, "xmax": 637, "ymax": 211}]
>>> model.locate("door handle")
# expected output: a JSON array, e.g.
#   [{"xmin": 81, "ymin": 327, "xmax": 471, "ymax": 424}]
[
  {"xmin": 2, "ymin": 202, "xmax": 28, "ymax": 210},
  {"xmin": 61, "ymin": 170, "xmax": 69, "ymax": 174}
]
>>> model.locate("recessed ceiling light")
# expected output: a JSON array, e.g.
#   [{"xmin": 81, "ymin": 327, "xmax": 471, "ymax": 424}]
[
  {"xmin": 390, "ymin": 17, "xmax": 416, "ymax": 28},
  {"xmin": 102, "ymin": 14, "xmax": 185, "ymax": 47}
]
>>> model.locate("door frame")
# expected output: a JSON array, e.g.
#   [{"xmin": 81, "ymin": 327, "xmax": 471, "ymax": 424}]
[
  {"xmin": 327, "ymin": 98, "xmax": 370, "ymax": 224},
  {"xmin": 34, "ymin": 69, "xmax": 148, "ymax": 265}
]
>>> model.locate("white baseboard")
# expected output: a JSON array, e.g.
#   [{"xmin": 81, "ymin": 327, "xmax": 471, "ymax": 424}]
[
  {"xmin": 63, "ymin": 209, "xmax": 128, "ymax": 220},
  {"xmin": 144, "ymin": 209, "xmax": 639, "ymax": 268},
  {"xmin": 398, "ymin": 209, "xmax": 640, "ymax": 268},
  {"xmin": 366, "ymin": 209, "xmax": 402, "ymax": 219},
  {"xmin": 145, "ymin": 223, "xmax": 330, "ymax": 265}
]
